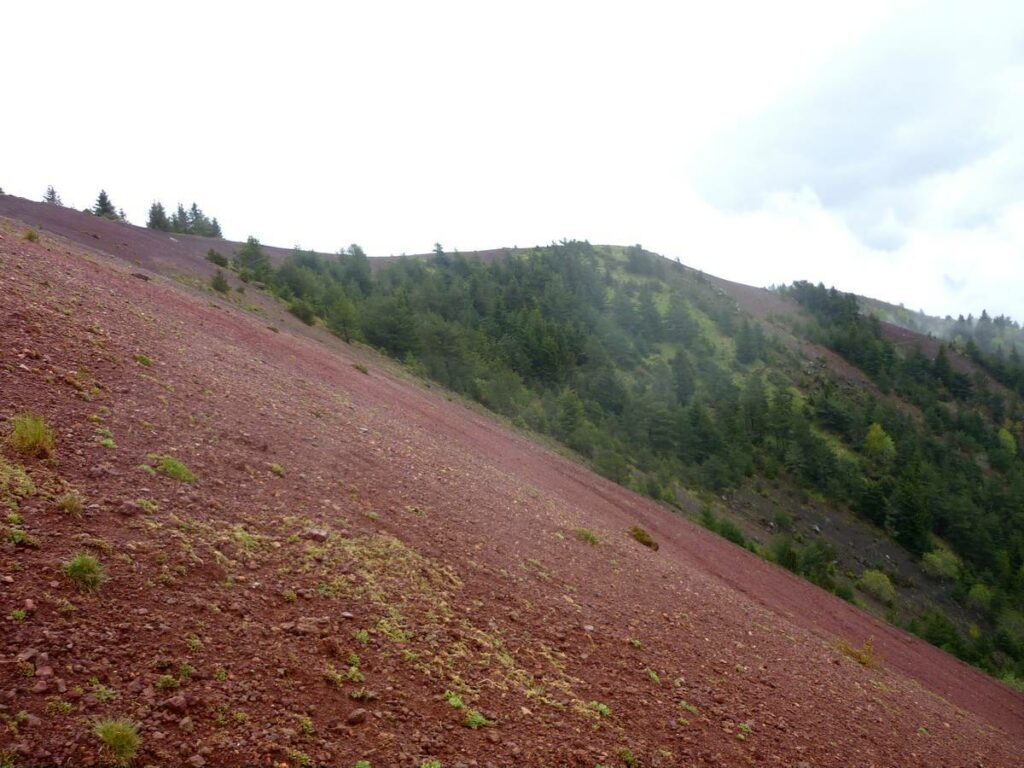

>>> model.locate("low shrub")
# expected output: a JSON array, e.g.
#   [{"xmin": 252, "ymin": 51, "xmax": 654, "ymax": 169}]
[
  {"xmin": 211, "ymin": 270, "xmax": 230, "ymax": 294},
  {"xmin": 628, "ymin": 525, "xmax": 659, "ymax": 551},
  {"xmin": 288, "ymin": 298, "xmax": 317, "ymax": 325},
  {"xmin": 857, "ymin": 569, "xmax": 896, "ymax": 604}
]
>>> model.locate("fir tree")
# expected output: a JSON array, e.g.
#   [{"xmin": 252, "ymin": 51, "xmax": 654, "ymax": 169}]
[
  {"xmin": 43, "ymin": 185, "xmax": 63, "ymax": 206},
  {"xmin": 92, "ymin": 190, "xmax": 117, "ymax": 218},
  {"xmin": 147, "ymin": 202, "xmax": 171, "ymax": 231}
]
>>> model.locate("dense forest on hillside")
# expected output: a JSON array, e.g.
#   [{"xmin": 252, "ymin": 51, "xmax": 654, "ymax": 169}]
[{"xmin": 220, "ymin": 238, "xmax": 1024, "ymax": 687}]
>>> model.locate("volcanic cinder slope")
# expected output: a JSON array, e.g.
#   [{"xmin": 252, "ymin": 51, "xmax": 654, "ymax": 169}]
[{"xmin": 1, "ymin": 203, "xmax": 1023, "ymax": 767}]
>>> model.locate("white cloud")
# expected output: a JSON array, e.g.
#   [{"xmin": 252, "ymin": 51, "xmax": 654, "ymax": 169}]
[{"xmin": 1, "ymin": 0, "xmax": 1020, "ymax": 318}]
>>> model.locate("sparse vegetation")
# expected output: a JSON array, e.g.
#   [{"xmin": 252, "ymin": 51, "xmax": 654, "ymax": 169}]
[
  {"xmin": 679, "ymin": 700, "xmax": 699, "ymax": 716},
  {"xmin": 628, "ymin": 525, "xmax": 659, "ymax": 551},
  {"xmin": 57, "ymin": 490, "xmax": 84, "ymax": 515},
  {"xmin": 154, "ymin": 455, "xmax": 196, "ymax": 482},
  {"xmin": 155, "ymin": 674, "xmax": 179, "ymax": 691},
  {"xmin": 834, "ymin": 637, "xmax": 880, "ymax": 667},
  {"xmin": 462, "ymin": 709, "xmax": 493, "ymax": 729},
  {"xmin": 444, "ymin": 690, "xmax": 464, "ymax": 708},
  {"xmin": 575, "ymin": 528, "xmax": 600, "ymax": 545},
  {"xmin": 270, "ymin": 463, "xmax": 285, "ymax": 477},
  {"xmin": 89, "ymin": 678, "xmax": 118, "ymax": 702},
  {"xmin": 7, "ymin": 412, "xmax": 55, "ymax": 457},
  {"xmin": 64, "ymin": 552, "xmax": 106, "ymax": 592},
  {"xmin": 24, "ymin": 228, "xmax": 39, "ymax": 243},
  {"xmin": 93, "ymin": 718, "xmax": 140, "ymax": 765},
  {"xmin": 134, "ymin": 354, "xmax": 152, "ymax": 367},
  {"xmin": 588, "ymin": 700, "xmax": 612, "ymax": 717}
]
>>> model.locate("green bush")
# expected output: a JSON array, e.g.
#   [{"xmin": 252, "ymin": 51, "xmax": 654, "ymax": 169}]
[
  {"xmin": 206, "ymin": 248, "xmax": 228, "ymax": 267},
  {"xmin": 211, "ymin": 270, "xmax": 230, "ymax": 294},
  {"xmin": 288, "ymin": 298, "xmax": 317, "ymax": 325},
  {"xmin": 24, "ymin": 229, "xmax": 39, "ymax": 243},
  {"xmin": 922, "ymin": 549, "xmax": 960, "ymax": 580},
  {"xmin": 857, "ymin": 569, "xmax": 896, "ymax": 604}
]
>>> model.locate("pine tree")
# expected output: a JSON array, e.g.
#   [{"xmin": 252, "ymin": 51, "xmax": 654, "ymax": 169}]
[
  {"xmin": 147, "ymin": 202, "xmax": 171, "ymax": 231},
  {"xmin": 43, "ymin": 185, "xmax": 63, "ymax": 206},
  {"xmin": 170, "ymin": 203, "xmax": 189, "ymax": 233},
  {"xmin": 92, "ymin": 190, "xmax": 117, "ymax": 218},
  {"xmin": 210, "ymin": 217, "xmax": 222, "ymax": 238}
]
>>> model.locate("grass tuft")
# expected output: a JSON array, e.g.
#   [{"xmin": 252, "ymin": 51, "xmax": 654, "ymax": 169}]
[
  {"xmin": 93, "ymin": 718, "xmax": 140, "ymax": 765},
  {"xmin": 57, "ymin": 491, "xmax": 84, "ymax": 515},
  {"xmin": 462, "ymin": 709, "xmax": 493, "ymax": 729},
  {"xmin": 64, "ymin": 552, "xmax": 107, "ymax": 592},
  {"xmin": 154, "ymin": 455, "xmax": 196, "ymax": 482},
  {"xmin": 8, "ymin": 412, "xmax": 55, "ymax": 457},
  {"xmin": 575, "ymin": 528, "xmax": 600, "ymax": 545}
]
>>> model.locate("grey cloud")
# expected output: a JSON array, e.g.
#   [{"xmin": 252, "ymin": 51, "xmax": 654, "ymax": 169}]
[{"xmin": 695, "ymin": 5, "xmax": 1024, "ymax": 248}]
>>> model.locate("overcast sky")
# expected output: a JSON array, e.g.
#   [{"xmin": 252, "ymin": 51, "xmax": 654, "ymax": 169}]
[{"xmin": 3, "ymin": 1, "xmax": 1022, "ymax": 319}]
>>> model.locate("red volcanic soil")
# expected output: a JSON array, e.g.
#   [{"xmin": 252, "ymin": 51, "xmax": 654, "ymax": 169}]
[
  {"xmin": 0, "ymin": 195, "xmax": 334, "ymax": 275},
  {"xmin": 1, "ymin": 209, "xmax": 1023, "ymax": 767}
]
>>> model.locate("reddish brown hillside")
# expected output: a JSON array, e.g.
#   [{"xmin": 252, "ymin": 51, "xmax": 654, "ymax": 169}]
[
  {"xmin": 0, "ymin": 195, "xmax": 333, "ymax": 275},
  {"xmin": 1, "ymin": 215, "xmax": 1022, "ymax": 767}
]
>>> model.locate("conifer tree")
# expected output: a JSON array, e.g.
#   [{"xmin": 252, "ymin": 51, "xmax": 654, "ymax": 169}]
[
  {"xmin": 92, "ymin": 189, "xmax": 117, "ymax": 218},
  {"xmin": 43, "ymin": 185, "xmax": 63, "ymax": 206},
  {"xmin": 171, "ymin": 203, "xmax": 189, "ymax": 233},
  {"xmin": 147, "ymin": 202, "xmax": 171, "ymax": 231}
]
